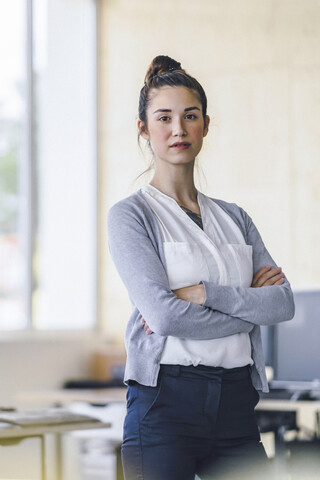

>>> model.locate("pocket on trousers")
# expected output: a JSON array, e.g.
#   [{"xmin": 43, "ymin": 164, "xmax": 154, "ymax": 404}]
[
  {"xmin": 137, "ymin": 383, "xmax": 162, "ymax": 422},
  {"xmin": 250, "ymin": 382, "xmax": 260, "ymax": 408},
  {"xmin": 126, "ymin": 383, "xmax": 138, "ymax": 410},
  {"xmin": 140, "ymin": 375, "xmax": 208, "ymax": 434},
  {"xmin": 123, "ymin": 382, "xmax": 161, "ymax": 446},
  {"xmin": 215, "ymin": 376, "xmax": 261, "ymax": 441}
]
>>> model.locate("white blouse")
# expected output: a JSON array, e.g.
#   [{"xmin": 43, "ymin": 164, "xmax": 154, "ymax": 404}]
[{"xmin": 141, "ymin": 184, "xmax": 253, "ymax": 369}]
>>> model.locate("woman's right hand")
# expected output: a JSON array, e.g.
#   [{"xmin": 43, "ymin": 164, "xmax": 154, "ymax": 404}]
[
  {"xmin": 251, "ymin": 265, "xmax": 285, "ymax": 288},
  {"xmin": 141, "ymin": 317, "xmax": 153, "ymax": 335}
]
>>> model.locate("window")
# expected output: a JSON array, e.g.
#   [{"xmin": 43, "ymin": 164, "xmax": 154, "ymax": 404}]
[{"xmin": 0, "ymin": 0, "xmax": 97, "ymax": 331}]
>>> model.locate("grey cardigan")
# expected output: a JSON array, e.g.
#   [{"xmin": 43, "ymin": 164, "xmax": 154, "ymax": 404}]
[{"xmin": 107, "ymin": 190, "xmax": 295, "ymax": 392}]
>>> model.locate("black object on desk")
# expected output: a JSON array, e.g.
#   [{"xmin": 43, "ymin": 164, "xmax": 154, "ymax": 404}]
[
  {"xmin": 259, "ymin": 389, "xmax": 295, "ymax": 401},
  {"xmin": 63, "ymin": 378, "xmax": 126, "ymax": 389}
]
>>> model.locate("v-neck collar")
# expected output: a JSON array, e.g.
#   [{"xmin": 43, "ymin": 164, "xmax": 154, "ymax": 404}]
[
  {"xmin": 141, "ymin": 184, "xmax": 205, "ymax": 233},
  {"xmin": 180, "ymin": 205, "xmax": 203, "ymax": 230},
  {"xmin": 140, "ymin": 185, "xmax": 230, "ymax": 285}
]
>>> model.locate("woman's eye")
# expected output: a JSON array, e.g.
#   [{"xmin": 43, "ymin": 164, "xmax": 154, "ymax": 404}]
[
  {"xmin": 159, "ymin": 116, "xmax": 170, "ymax": 122},
  {"xmin": 185, "ymin": 114, "xmax": 197, "ymax": 120}
]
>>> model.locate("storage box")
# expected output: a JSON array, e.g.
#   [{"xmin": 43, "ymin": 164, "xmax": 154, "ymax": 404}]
[{"xmin": 91, "ymin": 347, "xmax": 126, "ymax": 381}]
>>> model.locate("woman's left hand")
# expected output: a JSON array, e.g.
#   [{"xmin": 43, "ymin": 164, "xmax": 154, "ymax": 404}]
[
  {"xmin": 251, "ymin": 265, "xmax": 285, "ymax": 288},
  {"xmin": 141, "ymin": 284, "xmax": 206, "ymax": 335}
]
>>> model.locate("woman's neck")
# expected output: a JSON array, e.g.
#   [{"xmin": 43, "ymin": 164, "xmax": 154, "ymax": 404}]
[{"xmin": 149, "ymin": 164, "xmax": 200, "ymax": 214}]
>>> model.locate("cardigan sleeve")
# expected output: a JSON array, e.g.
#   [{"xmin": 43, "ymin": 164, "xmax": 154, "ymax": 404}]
[
  {"xmin": 107, "ymin": 201, "xmax": 254, "ymax": 340},
  {"xmin": 201, "ymin": 207, "xmax": 295, "ymax": 326}
]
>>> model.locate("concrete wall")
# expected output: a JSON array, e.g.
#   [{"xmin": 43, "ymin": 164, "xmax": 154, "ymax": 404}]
[{"xmin": 99, "ymin": 0, "xmax": 320, "ymax": 341}]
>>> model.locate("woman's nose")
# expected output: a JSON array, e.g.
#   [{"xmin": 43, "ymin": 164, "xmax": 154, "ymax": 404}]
[{"xmin": 172, "ymin": 119, "xmax": 186, "ymax": 136}]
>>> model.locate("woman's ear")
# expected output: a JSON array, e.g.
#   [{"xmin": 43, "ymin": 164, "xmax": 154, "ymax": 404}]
[
  {"xmin": 138, "ymin": 120, "xmax": 149, "ymax": 140},
  {"xmin": 203, "ymin": 115, "xmax": 210, "ymax": 137}
]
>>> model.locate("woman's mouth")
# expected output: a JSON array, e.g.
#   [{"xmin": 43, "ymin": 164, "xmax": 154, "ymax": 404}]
[{"xmin": 170, "ymin": 142, "xmax": 191, "ymax": 150}]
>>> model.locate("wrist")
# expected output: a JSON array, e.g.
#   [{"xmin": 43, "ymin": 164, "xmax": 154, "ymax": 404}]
[{"xmin": 198, "ymin": 284, "xmax": 206, "ymax": 305}]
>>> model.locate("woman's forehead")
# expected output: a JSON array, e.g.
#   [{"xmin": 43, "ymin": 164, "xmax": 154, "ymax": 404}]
[{"xmin": 148, "ymin": 86, "xmax": 202, "ymax": 110}]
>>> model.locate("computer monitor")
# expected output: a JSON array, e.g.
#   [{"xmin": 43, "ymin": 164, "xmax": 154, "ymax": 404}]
[{"xmin": 266, "ymin": 289, "xmax": 320, "ymax": 391}]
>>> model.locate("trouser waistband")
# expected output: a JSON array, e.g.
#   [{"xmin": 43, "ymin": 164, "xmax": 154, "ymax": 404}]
[{"xmin": 159, "ymin": 363, "xmax": 252, "ymax": 381}]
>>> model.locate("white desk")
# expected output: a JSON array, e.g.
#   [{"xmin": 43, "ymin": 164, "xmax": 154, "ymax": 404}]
[
  {"xmin": 17, "ymin": 389, "xmax": 320, "ymax": 479},
  {"xmin": 15, "ymin": 390, "xmax": 127, "ymax": 480},
  {"xmin": 0, "ymin": 419, "xmax": 110, "ymax": 480},
  {"xmin": 18, "ymin": 390, "xmax": 320, "ymax": 435},
  {"xmin": 256, "ymin": 398, "xmax": 320, "ymax": 478},
  {"xmin": 16, "ymin": 388, "xmax": 127, "ymax": 406},
  {"xmin": 257, "ymin": 398, "xmax": 320, "ymax": 434}
]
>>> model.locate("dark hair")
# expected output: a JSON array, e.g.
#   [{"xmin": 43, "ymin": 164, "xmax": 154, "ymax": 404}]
[{"xmin": 138, "ymin": 55, "xmax": 207, "ymax": 125}]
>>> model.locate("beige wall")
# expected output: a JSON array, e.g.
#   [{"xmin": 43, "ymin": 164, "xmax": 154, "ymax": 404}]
[
  {"xmin": 0, "ymin": 333, "xmax": 108, "ymax": 405},
  {"xmin": 98, "ymin": 0, "xmax": 320, "ymax": 340}
]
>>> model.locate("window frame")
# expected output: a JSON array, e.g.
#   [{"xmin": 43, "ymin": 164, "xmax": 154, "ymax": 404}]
[{"xmin": 0, "ymin": 0, "xmax": 99, "ymax": 336}]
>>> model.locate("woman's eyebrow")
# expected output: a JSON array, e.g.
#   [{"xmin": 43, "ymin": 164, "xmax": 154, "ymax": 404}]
[
  {"xmin": 152, "ymin": 106, "xmax": 201, "ymax": 114},
  {"xmin": 184, "ymin": 106, "xmax": 200, "ymax": 112},
  {"xmin": 152, "ymin": 108, "xmax": 171, "ymax": 114}
]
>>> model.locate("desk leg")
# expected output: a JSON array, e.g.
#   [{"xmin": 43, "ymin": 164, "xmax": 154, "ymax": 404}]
[
  {"xmin": 116, "ymin": 444, "xmax": 124, "ymax": 480},
  {"xmin": 56, "ymin": 432, "xmax": 62, "ymax": 480},
  {"xmin": 273, "ymin": 426, "xmax": 288, "ymax": 479},
  {"xmin": 41, "ymin": 435, "xmax": 46, "ymax": 480}
]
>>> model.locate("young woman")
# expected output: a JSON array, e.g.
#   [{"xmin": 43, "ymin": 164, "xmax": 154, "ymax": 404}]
[{"xmin": 107, "ymin": 55, "xmax": 295, "ymax": 480}]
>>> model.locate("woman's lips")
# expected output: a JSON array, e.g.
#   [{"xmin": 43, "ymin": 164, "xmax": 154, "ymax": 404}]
[{"xmin": 170, "ymin": 142, "xmax": 191, "ymax": 150}]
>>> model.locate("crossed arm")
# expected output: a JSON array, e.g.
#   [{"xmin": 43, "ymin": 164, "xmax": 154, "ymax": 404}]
[
  {"xmin": 141, "ymin": 265, "xmax": 286, "ymax": 334},
  {"xmin": 108, "ymin": 201, "xmax": 294, "ymax": 340}
]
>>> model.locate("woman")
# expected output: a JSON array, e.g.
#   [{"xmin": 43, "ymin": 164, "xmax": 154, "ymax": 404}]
[{"xmin": 107, "ymin": 55, "xmax": 295, "ymax": 480}]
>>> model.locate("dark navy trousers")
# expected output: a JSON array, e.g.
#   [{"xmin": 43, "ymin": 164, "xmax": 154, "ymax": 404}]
[{"xmin": 121, "ymin": 364, "xmax": 270, "ymax": 480}]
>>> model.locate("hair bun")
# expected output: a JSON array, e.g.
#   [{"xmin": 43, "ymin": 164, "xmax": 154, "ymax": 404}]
[{"xmin": 144, "ymin": 55, "xmax": 183, "ymax": 83}]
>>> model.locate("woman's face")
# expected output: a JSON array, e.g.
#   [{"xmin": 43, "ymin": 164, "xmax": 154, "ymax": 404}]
[{"xmin": 138, "ymin": 86, "xmax": 209, "ymax": 167}]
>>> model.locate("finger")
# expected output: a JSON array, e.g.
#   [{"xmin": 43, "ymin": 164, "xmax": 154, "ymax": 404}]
[
  {"xmin": 261, "ymin": 273, "xmax": 285, "ymax": 286},
  {"xmin": 251, "ymin": 265, "xmax": 271, "ymax": 286},
  {"xmin": 141, "ymin": 317, "xmax": 145, "ymax": 323},
  {"xmin": 274, "ymin": 278, "xmax": 285, "ymax": 286},
  {"xmin": 144, "ymin": 325, "xmax": 153, "ymax": 334},
  {"xmin": 252, "ymin": 265, "xmax": 272, "ymax": 285},
  {"xmin": 143, "ymin": 322, "xmax": 153, "ymax": 334},
  {"xmin": 263, "ymin": 270, "xmax": 284, "ymax": 286},
  {"xmin": 253, "ymin": 267, "xmax": 282, "ymax": 287}
]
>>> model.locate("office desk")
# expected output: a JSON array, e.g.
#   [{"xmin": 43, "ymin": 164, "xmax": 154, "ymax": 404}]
[
  {"xmin": 18, "ymin": 390, "xmax": 320, "ymax": 435},
  {"xmin": 18, "ymin": 391, "xmax": 319, "ymax": 429},
  {"xmin": 16, "ymin": 389, "xmax": 127, "ymax": 480},
  {"xmin": 18, "ymin": 390, "xmax": 320, "ymax": 439},
  {"xmin": 256, "ymin": 398, "xmax": 320, "ymax": 478},
  {"xmin": 18, "ymin": 389, "xmax": 320, "ymax": 480},
  {"xmin": 0, "ymin": 420, "xmax": 110, "ymax": 480},
  {"xmin": 257, "ymin": 398, "xmax": 320, "ymax": 434},
  {"xmin": 16, "ymin": 388, "xmax": 127, "ymax": 406}
]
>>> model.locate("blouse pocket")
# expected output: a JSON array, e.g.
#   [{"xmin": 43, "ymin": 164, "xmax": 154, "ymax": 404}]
[
  {"xmin": 221, "ymin": 244, "xmax": 253, "ymax": 287},
  {"xmin": 163, "ymin": 242, "xmax": 210, "ymax": 290}
]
